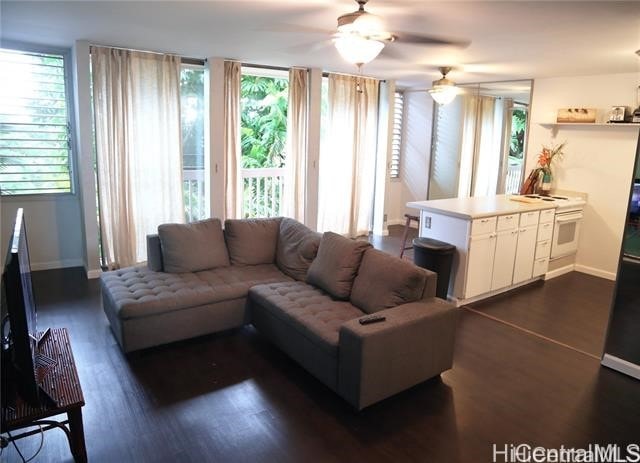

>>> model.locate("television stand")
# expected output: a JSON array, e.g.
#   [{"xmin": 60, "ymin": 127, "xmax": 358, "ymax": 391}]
[{"xmin": 1, "ymin": 328, "xmax": 87, "ymax": 462}]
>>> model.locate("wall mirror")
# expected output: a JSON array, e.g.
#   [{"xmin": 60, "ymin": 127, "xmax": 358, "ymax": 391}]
[{"xmin": 428, "ymin": 80, "xmax": 532, "ymax": 200}]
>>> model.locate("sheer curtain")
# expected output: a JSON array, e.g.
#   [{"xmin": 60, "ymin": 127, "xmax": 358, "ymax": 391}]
[
  {"xmin": 223, "ymin": 60, "xmax": 242, "ymax": 220},
  {"xmin": 282, "ymin": 68, "xmax": 308, "ymax": 222},
  {"xmin": 457, "ymin": 95, "xmax": 511, "ymax": 197},
  {"xmin": 91, "ymin": 46, "xmax": 183, "ymax": 268},
  {"xmin": 318, "ymin": 74, "xmax": 379, "ymax": 237}
]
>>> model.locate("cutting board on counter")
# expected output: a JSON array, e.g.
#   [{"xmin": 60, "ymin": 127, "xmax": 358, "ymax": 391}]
[{"xmin": 509, "ymin": 195, "xmax": 543, "ymax": 203}]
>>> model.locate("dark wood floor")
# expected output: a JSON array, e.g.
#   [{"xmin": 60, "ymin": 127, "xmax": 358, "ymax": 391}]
[
  {"xmin": 380, "ymin": 225, "xmax": 614, "ymax": 358},
  {"xmin": 3, "ymin": 261, "xmax": 639, "ymax": 462},
  {"xmin": 466, "ymin": 273, "xmax": 615, "ymax": 357}
]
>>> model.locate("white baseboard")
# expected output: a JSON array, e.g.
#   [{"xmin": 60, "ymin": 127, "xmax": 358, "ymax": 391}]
[
  {"xmin": 30, "ymin": 259, "xmax": 84, "ymax": 272},
  {"xmin": 544, "ymin": 264, "xmax": 575, "ymax": 280},
  {"xmin": 602, "ymin": 354, "xmax": 640, "ymax": 381},
  {"xmin": 574, "ymin": 264, "xmax": 617, "ymax": 281},
  {"xmin": 86, "ymin": 268, "xmax": 102, "ymax": 279}
]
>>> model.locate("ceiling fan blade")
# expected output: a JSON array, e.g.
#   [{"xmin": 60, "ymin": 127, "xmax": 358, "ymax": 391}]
[
  {"xmin": 260, "ymin": 23, "xmax": 334, "ymax": 35},
  {"xmin": 393, "ymin": 32, "xmax": 470, "ymax": 48},
  {"xmin": 378, "ymin": 45, "xmax": 407, "ymax": 61}
]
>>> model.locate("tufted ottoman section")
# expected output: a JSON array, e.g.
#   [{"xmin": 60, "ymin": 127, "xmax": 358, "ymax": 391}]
[
  {"xmin": 248, "ymin": 281, "xmax": 364, "ymax": 390},
  {"xmin": 100, "ymin": 266, "xmax": 217, "ymax": 320}
]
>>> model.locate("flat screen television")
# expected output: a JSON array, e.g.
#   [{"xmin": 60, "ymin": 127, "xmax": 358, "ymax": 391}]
[
  {"xmin": 1, "ymin": 208, "xmax": 52, "ymax": 406},
  {"xmin": 630, "ymin": 180, "xmax": 640, "ymax": 215}
]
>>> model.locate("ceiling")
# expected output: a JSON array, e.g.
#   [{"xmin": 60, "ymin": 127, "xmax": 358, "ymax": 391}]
[{"xmin": 2, "ymin": 1, "xmax": 639, "ymax": 88}]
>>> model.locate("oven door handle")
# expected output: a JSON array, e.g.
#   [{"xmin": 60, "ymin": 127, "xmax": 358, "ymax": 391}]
[{"xmin": 556, "ymin": 212, "xmax": 584, "ymax": 223}]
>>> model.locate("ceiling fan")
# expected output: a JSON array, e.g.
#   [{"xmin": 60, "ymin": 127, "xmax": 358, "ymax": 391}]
[{"xmin": 331, "ymin": 0, "xmax": 469, "ymax": 66}]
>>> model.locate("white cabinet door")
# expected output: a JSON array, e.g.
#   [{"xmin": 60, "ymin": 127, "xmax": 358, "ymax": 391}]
[
  {"xmin": 466, "ymin": 233, "xmax": 497, "ymax": 298},
  {"xmin": 513, "ymin": 225, "xmax": 538, "ymax": 284},
  {"xmin": 491, "ymin": 230, "xmax": 519, "ymax": 291}
]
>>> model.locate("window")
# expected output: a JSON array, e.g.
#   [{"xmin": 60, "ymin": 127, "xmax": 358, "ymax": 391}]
[
  {"xmin": 389, "ymin": 91, "xmax": 404, "ymax": 178},
  {"xmin": 180, "ymin": 65, "xmax": 205, "ymax": 221},
  {"xmin": 0, "ymin": 48, "xmax": 73, "ymax": 195},
  {"xmin": 240, "ymin": 66, "xmax": 288, "ymax": 218}
]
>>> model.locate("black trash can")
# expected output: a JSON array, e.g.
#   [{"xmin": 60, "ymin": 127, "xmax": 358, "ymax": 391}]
[{"xmin": 412, "ymin": 237, "xmax": 456, "ymax": 299}]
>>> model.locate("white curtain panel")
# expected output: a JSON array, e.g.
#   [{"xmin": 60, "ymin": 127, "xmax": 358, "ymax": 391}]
[
  {"xmin": 282, "ymin": 68, "xmax": 308, "ymax": 222},
  {"xmin": 471, "ymin": 96, "xmax": 500, "ymax": 197},
  {"xmin": 317, "ymin": 74, "xmax": 379, "ymax": 237},
  {"xmin": 223, "ymin": 60, "xmax": 242, "ymax": 220},
  {"xmin": 91, "ymin": 46, "xmax": 184, "ymax": 268},
  {"xmin": 457, "ymin": 94, "xmax": 479, "ymax": 198}
]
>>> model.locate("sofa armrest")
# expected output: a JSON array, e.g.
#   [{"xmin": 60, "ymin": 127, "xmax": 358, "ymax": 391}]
[
  {"xmin": 338, "ymin": 298, "xmax": 459, "ymax": 410},
  {"xmin": 147, "ymin": 234, "xmax": 164, "ymax": 272},
  {"xmin": 421, "ymin": 268, "xmax": 438, "ymax": 299}
]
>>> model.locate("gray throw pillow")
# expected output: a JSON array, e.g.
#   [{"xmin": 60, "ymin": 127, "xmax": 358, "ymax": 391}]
[
  {"xmin": 224, "ymin": 218, "xmax": 282, "ymax": 266},
  {"xmin": 158, "ymin": 218, "xmax": 229, "ymax": 273},
  {"xmin": 276, "ymin": 218, "xmax": 321, "ymax": 281},
  {"xmin": 351, "ymin": 248, "xmax": 428, "ymax": 314},
  {"xmin": 306, "ymin": 232, "xmax": 371, "ymax": 300}
]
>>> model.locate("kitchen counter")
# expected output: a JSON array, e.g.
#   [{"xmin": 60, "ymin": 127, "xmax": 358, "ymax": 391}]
[{"xmin": 407, "ymin": 195, "xmax": 557, "ymax": 220}]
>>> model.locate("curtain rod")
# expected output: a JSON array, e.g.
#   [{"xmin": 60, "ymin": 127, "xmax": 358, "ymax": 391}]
[
  {"xmin": 88, "ymin": 45, "xmax": 386, "ymax": 81},
  {"xmin": 89, "ymin": 43, "xmax": 205, "ymax": 65}
]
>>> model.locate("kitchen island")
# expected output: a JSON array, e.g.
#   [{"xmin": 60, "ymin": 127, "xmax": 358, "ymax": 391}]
[{"xmin": 407, "ymin": 195, "xmax": 558, "ymax": 306}]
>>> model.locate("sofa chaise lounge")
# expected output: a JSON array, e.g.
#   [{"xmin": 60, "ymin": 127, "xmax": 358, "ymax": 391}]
[{"xmin": 101, "ymin": 217, "xmax": 459, "ymax": 409}]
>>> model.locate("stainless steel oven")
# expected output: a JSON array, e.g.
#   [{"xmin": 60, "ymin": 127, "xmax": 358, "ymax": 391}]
[{"xmin": 551, "ymin": 209, "xmax": 584, "ymax": 258}]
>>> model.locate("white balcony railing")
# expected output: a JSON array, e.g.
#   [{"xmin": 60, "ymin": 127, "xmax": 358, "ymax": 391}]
[
  {"xmin": 241, "ymin": 167, "xmax": 285, "ymax": 218},
  {"xmin": 182, "ymin": 167, "xmax": 286, "ymax": 222},
  {"xmin": 505, "ymin": 161, "xmax": 523, "ymax": 195},
  {"xmin": 183, "ymin": 169, "xmax": 206, "ymax": 222}
]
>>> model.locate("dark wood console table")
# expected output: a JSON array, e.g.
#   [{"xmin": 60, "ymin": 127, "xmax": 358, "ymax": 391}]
[{"xmin": 2, "ymin": 328, "xmax": 87, "ymax": 462}]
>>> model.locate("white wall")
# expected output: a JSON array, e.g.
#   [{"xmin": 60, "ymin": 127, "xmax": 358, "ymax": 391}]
[
  {"xmin": 387, "ymin": 91, "xmax": 433, "ymax": 225},
  {"xmin": 526, "ymin": 72, "xmax": 640, "ymax": 279},
  {"xmin": 1, "ymin": 195, "xmax": 85, "ymax": 270}
]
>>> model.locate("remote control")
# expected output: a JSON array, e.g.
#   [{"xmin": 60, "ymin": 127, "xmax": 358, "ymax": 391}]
[{"xmin": 359, "ymin": 315, "xmax": 386, "ymax": 325}]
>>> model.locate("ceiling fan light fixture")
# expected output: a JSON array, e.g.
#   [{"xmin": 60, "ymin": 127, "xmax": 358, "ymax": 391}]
[
  {"xmin": 428, "ymin": 67, "xmax": 458, "ymax": 105},
  {"xmin": 334, "ymin": 35, "xmax": 385, "ymax": 65}
]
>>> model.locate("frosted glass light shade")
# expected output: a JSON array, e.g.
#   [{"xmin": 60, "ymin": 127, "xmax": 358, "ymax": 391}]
[
  {"xmin": 334, "ymin": 35, "xmax": 384, "ymax": 65},
  {"xmin": 429, "ymin": 84, "xmax": 458, "ymax": 105}
]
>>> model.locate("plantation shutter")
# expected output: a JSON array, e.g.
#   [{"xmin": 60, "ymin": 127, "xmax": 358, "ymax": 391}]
[
  {"xmin": 389, "ymin": 91, "xmax": 403, "ymax": 178},
  {"xmin": 0, "ymin": 49, "xmax": 73, "ymax": 195}
]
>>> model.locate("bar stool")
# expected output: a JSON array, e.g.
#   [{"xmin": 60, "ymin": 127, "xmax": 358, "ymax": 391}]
[{"xmin": 399, "ymin": 213, "xmax": 420, "ymax": 258}]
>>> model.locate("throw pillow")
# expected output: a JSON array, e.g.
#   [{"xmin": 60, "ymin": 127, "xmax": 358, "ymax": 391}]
[
  {"xmin": 224, "ymin": 218, "xmax": 281, "ymax": 265},
  {"xmin": 306, "ymin": 232, "xmax": 371, "ymax": 300},
  {"xmin": 158, "ymin": 218, "xmax": 229, "ymax": 273},
  {"xmin": 351, "ymin": 248, "xmax": 428, "ymax": 314},
  {"xmin": 276, "ymin": 218, "xmax": 321, "ymax": 281}
]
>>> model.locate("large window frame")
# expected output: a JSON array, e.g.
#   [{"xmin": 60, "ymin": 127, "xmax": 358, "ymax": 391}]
[{"xmin": 0, "ymin": 42, "xmax": 77, "ymax": 197}]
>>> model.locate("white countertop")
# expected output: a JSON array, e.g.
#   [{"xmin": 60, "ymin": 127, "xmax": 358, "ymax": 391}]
[{"xmin": 407, "ymin": 195, "xmax": 557, "ymax": 220}]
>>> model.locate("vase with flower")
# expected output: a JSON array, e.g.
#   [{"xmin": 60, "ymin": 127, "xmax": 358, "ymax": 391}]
[
  {"xmin": 520, "ymin": 142, "xmax": 566, "ymax": 196},
  {"xmin": 536, "ymin": 142, "xmax": 565, "ymax": 196}
]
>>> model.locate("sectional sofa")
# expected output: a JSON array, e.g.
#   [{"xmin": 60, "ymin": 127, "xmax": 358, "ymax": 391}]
[{"xmin": 100, "ymin": 217, "xmax": 459, "ymax": 409}]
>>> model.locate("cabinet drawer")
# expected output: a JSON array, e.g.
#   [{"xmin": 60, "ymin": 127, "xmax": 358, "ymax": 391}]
[
  {"xmin": 540, "ymin": 209, "xmax": 555, "ymax": 224},
  {"xmin": 537, "ymin": 221, "xmax": 554, "ymax": 242},
  {"xmin": 532, "ymin": 257, "xmax": 549, "ymax": 277},
  {"xmin": 497, "ymin": 214, "xmax": 518, "ymax": 231},
  {"xmin": 471, "ymin": 216, "xmax": 497, "ymax": 236},
  {"xmin": 535, "ymin": 240, "xmax": 551, "ymax": 259},
  {"xmin": 519, "ymin": 211, "xmax": 540, "ymax": 227}
]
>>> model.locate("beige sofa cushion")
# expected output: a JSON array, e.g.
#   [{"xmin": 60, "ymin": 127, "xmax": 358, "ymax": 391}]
[
  {"xmin": 276, "ymin": 218, "xmax": 321, "ymax": 281},
  {"xmin": 224, "ymin": 218, "xmax": 282, "ymax": 265},
  {"xmin": 306, "ymin": 232, "xmax": 371, "ymax": 300},
  {"xmin": 350, "ymin": 248, "xmax": 427, "ymax": 314},
  {"xmin": 158, "ymin": 218, "xmax": 229, "ymax": 273}
]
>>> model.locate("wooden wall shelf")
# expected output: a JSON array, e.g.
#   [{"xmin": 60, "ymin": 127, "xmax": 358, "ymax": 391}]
[{"xmin": 538, "ymin": 122, "xmax": 640, "ymax": 128}]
